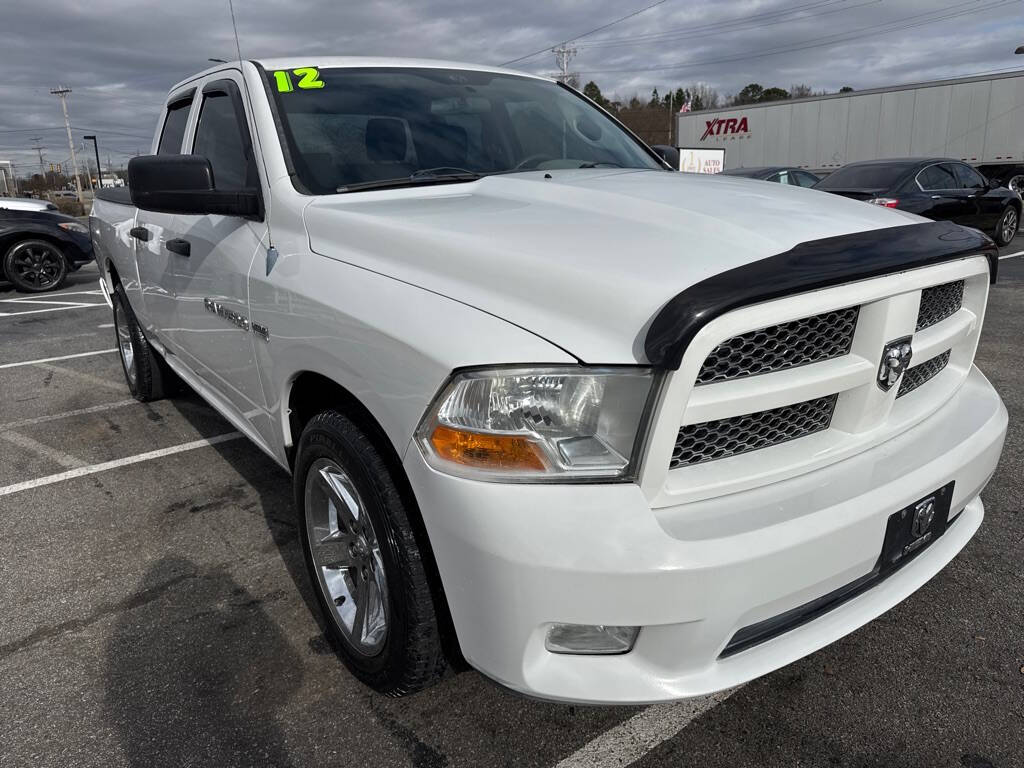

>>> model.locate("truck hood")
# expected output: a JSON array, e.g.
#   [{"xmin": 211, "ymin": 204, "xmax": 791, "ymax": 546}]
[{"xmin": 305, "ymin": 169, "xmax": 923, "ymax": 364}]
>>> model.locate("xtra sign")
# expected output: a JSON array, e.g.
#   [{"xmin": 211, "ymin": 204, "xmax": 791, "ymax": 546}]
[{"xmin": 700, "ymin": 116, "xmax": 750, "ymax": 141}]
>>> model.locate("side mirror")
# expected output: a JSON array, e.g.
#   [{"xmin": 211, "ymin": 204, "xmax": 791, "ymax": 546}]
[
  {"xmin": 650, "ymin": 145, "xmax": 679, "ymax": 170},
  {"xmin": 128, "ymin": 155, "xmax": 261, "ymax": 218},
  {"xmin": 986, "ymin": 177, "xmax": 1002, "ymax": 190}
]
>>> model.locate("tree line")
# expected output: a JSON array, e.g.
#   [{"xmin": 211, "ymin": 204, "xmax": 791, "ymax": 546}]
[{"xmin": 582, "ymin": 80, "xmax": 855, "ymax": 113}]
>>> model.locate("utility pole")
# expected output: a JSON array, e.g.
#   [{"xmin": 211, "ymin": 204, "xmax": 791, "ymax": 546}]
[
  {"xmin": 51, "ymin": 86, "xmax": 84, "ymax": 205},
  {"xmin": 30, "ymin": 137, "xmax": 47, "ymax": 184},
  {"xmin": 552, "ymin": 44, "xmax": 577, "ymax": 84}
]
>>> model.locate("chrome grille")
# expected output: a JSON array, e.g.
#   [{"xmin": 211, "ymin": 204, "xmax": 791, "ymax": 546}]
[
  {"xmin": 916, "ymin": 281, "xmax": 964, "ymax": 331},
  {"xmin": 670, "ymin": 395, "xmax": 837, "ymax": 469},
  {"xmin": 897, "ymin": 351, "xmax": 950, "ymax": 399},
  {"xmin": 696, "ymin": 307, "xmax": 859, "ymax": 386}
]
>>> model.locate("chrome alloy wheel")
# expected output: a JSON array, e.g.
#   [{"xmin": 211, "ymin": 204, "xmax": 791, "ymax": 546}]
[
  {"xmin": 1001, "ymin": 207, "xmax": 1018, "ymax": 244},
  {"xmin": 304, "ymin": 458, "xmax": 389, "ymax": 656},
  {"xmin": 113, "ymin": 300, "xmax": 137, "ymax": 388},
  {"xmin": 1008, "ymin": 174, "xmax": 1024, "ymax": 196}
]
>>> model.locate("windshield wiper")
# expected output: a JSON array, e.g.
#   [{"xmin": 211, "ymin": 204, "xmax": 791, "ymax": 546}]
[
  {"xmin": 577, "ymin": 161, "xmax": 622, "ymax": 168},
  {"xmin": 336, "ymin": 169, "xmax": 482, "ymax": 194}
]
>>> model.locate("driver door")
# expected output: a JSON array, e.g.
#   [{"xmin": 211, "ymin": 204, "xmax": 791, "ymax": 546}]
[{"xmin": 160, "ymin": 73, "xmax": 273, "ymax": 442}]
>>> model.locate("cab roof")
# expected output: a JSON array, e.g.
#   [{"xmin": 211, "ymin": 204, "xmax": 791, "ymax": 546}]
[{"xmin": 170, "ymin": 56, "xmax": 548, "ymax": 93}]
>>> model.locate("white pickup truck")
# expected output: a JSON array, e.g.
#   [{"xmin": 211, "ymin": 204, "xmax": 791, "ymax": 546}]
[{"xmin": 91, "ymin": 57, "xmax": 1007, "ymax": 704}]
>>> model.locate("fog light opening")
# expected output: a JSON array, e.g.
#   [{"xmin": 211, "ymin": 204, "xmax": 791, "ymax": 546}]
[{"xmin": 544, "ymin": 623, "xmax": 639, "ymax": 655}]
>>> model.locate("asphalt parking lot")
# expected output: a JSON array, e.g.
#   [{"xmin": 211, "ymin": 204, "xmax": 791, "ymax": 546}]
[{"xmin": 1, "ymin": 236, "xmax": 1022, "ymax": 768}]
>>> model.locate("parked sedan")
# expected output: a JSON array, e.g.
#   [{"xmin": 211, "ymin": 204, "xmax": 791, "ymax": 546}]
[
  {"xmin": 814, "ymin": 158, "xmax": 1021, "ymax": 246},
  {"xmin": 0, "ymin": 208, "xmax": 93, "ymax": 292},
  {"xmin": 720, "ymin": 166, "xmax": 821, "ymax": 186}
]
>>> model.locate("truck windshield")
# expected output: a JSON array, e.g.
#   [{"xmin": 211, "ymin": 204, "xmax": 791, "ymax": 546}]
[{"xmin": 266, "ymin": 67, "xmax": 663, "ymax": 194}]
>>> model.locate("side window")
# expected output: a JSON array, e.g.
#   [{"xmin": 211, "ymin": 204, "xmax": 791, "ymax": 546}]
[
  {"xmin": 917, "ymin": 164, "xmax": 957, "ymax": 191},
  {"xmin": 774, "ymin": 171, "xmax": 790, "ymax": 185},
  {"xmin": 794, "ymin": 171, "xmax": 819, "ymax": 187},
  {"xmin": 157, "ymin": 97, "xmax": 193, "ymax": 155},
  {"xmin": 954, "ymin": 163, "xmax": 986, "ymax": 190},
  {"xmin": 192, "ymin": 86, "xmax": 256, "ymax": 190}
]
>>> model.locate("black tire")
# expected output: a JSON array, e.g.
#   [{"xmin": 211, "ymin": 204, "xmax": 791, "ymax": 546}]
[
  {"xmin": 3, "ymin": 239, "xmax": 68, "ymax": 292},
  {"xmin": 111, "ymin": 283, "xmax": 173, "ymax": 402},
  {"xmin": 294, "ymin": 410, "xmax": 447, "ymax": 696},
  {"xmin": 994, "ymin": 205, "xmax": 1019, "ymax": 247}
]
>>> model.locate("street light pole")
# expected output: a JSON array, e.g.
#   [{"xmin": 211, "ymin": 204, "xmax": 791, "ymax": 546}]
[{"xmin": 83, "ymin": 135, "xmax": 102, "ymax": 190}]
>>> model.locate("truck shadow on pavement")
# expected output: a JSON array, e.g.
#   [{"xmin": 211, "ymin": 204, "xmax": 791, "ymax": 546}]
[
  {"xmin": 103, "ymin": 555, "xmax": 301, "ymax": 768},
  {"xmin": 126, "ymin": 394, "xmax": 643, "ymax": 766}
]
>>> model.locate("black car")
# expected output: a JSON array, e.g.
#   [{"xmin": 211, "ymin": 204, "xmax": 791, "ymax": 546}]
[
  {"xmin": 720, "ymin": 166, "xmax": 821, "ymax": 187},
  {"xmin": 814, "ymin": 158, "xmax": 1021, "ymax": 246},
  {"xmin": 0, "ymin": 208, "xmax": 94, "ymax": 292}
]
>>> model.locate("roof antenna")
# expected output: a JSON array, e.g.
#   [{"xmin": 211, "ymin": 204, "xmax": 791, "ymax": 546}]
[
  {"xmin": 225, "ymin": 0, "xmax": 277, "ymax": 264},
  {"xmin": 228, "ymin": 0, "xmax": 244, "ymax": 63}
]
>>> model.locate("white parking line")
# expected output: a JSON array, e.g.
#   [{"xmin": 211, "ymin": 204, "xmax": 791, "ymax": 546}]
[
  {"xmin": 4, "ymin": 290, "xmax": 103, "ymax": 299},
  {"xmin": 0, "ymin": 303, "xmax": 107, "ymax": 317},
  {"xmin": 0, "ymin": 431, "xmax": 86, "ymax": 469},
  {"xmin": 998, "ymin": 250, "xmax": 1023, "ymax": 260},
  {"xmin": 0, "ymin": 298, "xmax": 101, "ymax": 307},
  {"xmin": 0, "ymin": 349, "xmax": 116, "ymax": 369},
  {"xmin": 0, "ymin": 432, "xmax": 243, "ymax": 497},
  {"xmin": 0, "ymin": 399, "xmax": 138, "ymax": 431},
  {"xmin": 553, "ymin": 691, "xmax": 735, "ymax": 768}
]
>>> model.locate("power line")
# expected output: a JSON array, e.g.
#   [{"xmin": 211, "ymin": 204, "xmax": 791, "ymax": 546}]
[
  {"xmin": 575, "ymin": 0, "xmax": 881, "ymax": 51},
  {"xmin": 500, "ymin": 0, "xmax": 670, "ymax": 67},
  {"xmin": 577, "ymin": 0, "xmax": 1018, "ymax": 74}
]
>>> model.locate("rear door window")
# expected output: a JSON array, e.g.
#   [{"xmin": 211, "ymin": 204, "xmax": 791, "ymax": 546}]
[
  {"xmin": 157, "ymin": 96, "xmax": 193, "ymax": 155},
  {"xmin": 917, "ymin": 164, "xmax": 957, "ymax": 191}
]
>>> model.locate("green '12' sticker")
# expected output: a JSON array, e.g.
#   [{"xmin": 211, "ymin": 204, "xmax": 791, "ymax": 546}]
[{"xmin": 273, "ymin": 67, "xmax": 324, "ymax": 92}]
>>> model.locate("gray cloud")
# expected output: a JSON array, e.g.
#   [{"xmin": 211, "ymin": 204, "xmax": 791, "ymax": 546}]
[{"xmin": 1, "ymin": 0, "xmax": 1021, "ymax": 175}]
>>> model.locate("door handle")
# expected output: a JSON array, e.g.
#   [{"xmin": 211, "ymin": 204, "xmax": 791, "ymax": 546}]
[
  {"xmin": 129, "ymin": 226, "xmax": 150, "ymax": 242},
  {"xmin": 931, "ymin": 195, "xmax": 942, "ymax": 199},
  {"xmin": 166, "ymin": 238, "xmax": 191, "ymax": 257}
]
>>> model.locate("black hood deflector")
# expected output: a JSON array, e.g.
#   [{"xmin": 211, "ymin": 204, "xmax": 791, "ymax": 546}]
[{"xmin": 644, "ymin": 220, "xmax": 997, "ymax": 370}]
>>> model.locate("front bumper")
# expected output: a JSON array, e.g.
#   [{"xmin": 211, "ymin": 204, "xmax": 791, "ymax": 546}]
[{"xmin": 404, "ymin": 366, "xmax": 1007, "ymax": 704}]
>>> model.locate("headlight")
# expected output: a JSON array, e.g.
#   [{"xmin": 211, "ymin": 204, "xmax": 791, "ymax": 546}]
[
  {"xmin": 58, "ymin": 221, "xmax": 88, "ymax": 234},
  {"xmin": 415, "ymin": 366, "xmax": 658, "ymax": 482}
]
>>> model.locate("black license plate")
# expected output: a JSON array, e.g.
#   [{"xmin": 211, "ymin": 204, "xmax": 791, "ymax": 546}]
[{"xmin": 876, "ymin": 481, "xmax": 955, "ymax": 576}]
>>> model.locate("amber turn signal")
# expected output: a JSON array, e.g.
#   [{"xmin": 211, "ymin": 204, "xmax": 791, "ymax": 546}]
[{"xmin": 429, "ymin": 425, "xmax": 547, "ymax": 471}]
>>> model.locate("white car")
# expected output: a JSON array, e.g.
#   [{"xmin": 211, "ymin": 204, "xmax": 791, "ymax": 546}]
[
  {"xmin": 0, "ymin": 197, "xmax": 58, "ymax": 212},
  {"xmin": 90, "ymin": 57, "xmax": 1007, "ymax": 704}
]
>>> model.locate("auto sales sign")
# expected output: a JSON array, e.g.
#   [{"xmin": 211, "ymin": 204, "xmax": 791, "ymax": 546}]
[{"xmin": 700, "ymin": 116, "xmax": 750, "ymax": 141}]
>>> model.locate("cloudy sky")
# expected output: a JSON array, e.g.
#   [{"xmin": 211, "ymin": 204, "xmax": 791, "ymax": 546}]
[{"xmin": 1, "ymin": 0, "xmax": 1021, "ymax": 177}]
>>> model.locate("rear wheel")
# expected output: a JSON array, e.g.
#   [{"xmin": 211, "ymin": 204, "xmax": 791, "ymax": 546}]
[
  {"xmin": 1007, "ymin": 174, "xmax": 1024, "ymax": 196},
  {"xmin": 294, "ymin": 410, "xmax": 447, "ymax": 695},
  {"xmin": 3, "ymin": 239, "xmax": 67, "ymax": 292},
  {"xmin": 111, "ymin": 283, "xmax": 173, "ymax": 401},
  {"xmin": 994, "ymin": 205, "xmax": 1019, "ymax": 247}
]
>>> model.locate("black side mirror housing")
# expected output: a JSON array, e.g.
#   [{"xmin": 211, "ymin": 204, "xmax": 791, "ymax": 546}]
[
  {"xmin": 128, "ymin": 155, "xmax": 261, "ymax": 219},
  {"xmin": 650, "ymin": 145, "xmax": 680, "ymax": 170}
]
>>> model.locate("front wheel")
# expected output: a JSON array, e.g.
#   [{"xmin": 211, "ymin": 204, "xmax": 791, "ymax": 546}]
[
  {"xmin": 294, "ymin": 410, "xmax": 447, "ymax": 696},
  {"xmin": 1007, "ymin": 174, "xmax": 1023, "ymax": 196},
  {"xmin": 3, "ymin": 239, "xmax": 68, "ymax": 292},
  {"xmin": 994, "ymin": 205, "xmax": 1019, "ymax": 247}
]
